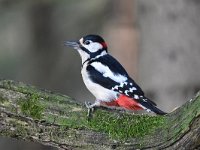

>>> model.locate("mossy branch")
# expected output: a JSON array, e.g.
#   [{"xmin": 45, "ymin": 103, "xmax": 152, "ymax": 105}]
[{"xmin": 0, "ymin": 79, "xmax": 200, "ymax": 150}]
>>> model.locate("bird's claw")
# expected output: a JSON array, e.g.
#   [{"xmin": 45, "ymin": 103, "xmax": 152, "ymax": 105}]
[{"xmin": 85, "ymin": 102, "xmax": 95, "ymax": 120}]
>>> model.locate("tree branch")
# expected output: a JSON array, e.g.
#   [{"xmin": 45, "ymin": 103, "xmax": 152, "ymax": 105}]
[{"xmin": 0, "ymin": 79, "xmax": 199, "ymax": 149}]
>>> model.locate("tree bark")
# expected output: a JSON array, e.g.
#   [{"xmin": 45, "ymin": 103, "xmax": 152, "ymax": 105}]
[{"xmin": 0, "ymin": 79, "xmax": 199, "ymax": 150}]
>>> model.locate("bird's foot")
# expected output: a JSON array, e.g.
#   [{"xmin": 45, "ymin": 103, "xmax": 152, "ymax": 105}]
[
  {"xmin": 85, "ymin": 101, "xmax": 101, "ymax": 120},
  {"xmin": 85, "ymin": 102, "xmax": 96, "ymax": 120}
]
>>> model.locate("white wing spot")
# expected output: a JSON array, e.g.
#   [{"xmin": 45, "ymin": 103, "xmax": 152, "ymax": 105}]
[
  {"xmin": 130, "ymin": 83, "xmax": 133, "ymax": 86},
  {"xmin": 143, "ymin": 99, "xmax": 147, "ymax": 102},
  {"xmin": 129, "ymin": 87, "xmax": 137, "ymax": 92},
  {"xmin": 119, "ymin": 82, "xmax": 124, "ymax": 87},
  {"xmin": 125, "ymin": 90, "xmax": 129, "ymax": 95},
  {"xmin": 134, "ymin": 95, "xmax": 139, "ymax": 99},
  {"xmin": 112, "ymin": 85, "xmax": 119, "ymax": 90}
]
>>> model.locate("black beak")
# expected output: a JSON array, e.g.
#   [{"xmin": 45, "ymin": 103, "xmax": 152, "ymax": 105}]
[{"xmin": 64, "ymin": 40, "xmax": 80, "ymax": 49}]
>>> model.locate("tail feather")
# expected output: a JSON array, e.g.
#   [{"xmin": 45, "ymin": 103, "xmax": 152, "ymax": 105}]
[
  {"xmin": 139, "ymin": 97, "xmax": 167, "ymax": 115},
  {"xmin": 149, "ymin": 106, "xmax": 167, "ymax": 115}
]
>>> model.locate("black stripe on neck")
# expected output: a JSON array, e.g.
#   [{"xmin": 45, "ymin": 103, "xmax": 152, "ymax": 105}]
[
  {"xmin": 80, "ymin": 46, "xmax": 106, "ymax": 59},
  {"xmin": 81, "ymin": 58, "xmax": 90, "ymax": 68},
  {"xmin": 81, "ymin": 48, "xmax": 106, "ymax": 69}
]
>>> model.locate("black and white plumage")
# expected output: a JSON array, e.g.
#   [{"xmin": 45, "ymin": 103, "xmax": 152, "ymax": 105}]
[{"xmin": 65, "ymin": 34, "xmax": 166, "ymax": 115}]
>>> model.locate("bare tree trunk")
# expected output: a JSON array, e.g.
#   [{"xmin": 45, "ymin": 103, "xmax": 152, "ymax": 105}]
[
  {"xmin": 0, "ymin": 79, "xmax": 200, "ymax": 149},
  {"xmin": 103, "ymin": 0, "xmax": 139, "ymax": 79},
  {"xmin": 24, "ymin": 1, "xmax": 60, "ymax": 88},
  {"xmin": 136, "ymin": 0, "xmax": 200, "ymax": 111}
]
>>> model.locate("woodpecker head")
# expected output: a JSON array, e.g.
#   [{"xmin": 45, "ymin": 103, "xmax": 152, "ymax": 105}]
[{"xmin": 65, "ymin": 34, "xmax": 108, "ymax": 63}]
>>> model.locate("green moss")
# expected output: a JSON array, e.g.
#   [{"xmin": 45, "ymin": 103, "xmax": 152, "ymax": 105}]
[
  {"xmin": 0, "ymin": 80, "xmax": 167, "ymax": 140},
  {"xmin": 0, "ymin": 97, "xmax": 6, "ymax": 103},
  {"xmin": 44, "ymin": 110, "xmax": 88, "ymax": 129},
  {"xmin": 163, "ymin": 93, "xmax": 200, "ymax": 143},
  {"xmin": 18, "ymin": 94, "xmax": 45, "ymax": 119},
  {"xmin": 0, "ymin": 93, "xmax": 11, "ymax": 108},
  {"xmin": 42, "ymin": 106, "xmax": 165, "ymax": 140},
  {"xmin": 43, "ymin": 109, "xmax": 165, "ymax": 140},
  {"xmin": 0, "ymin": 92, "xmax": 7, "ymax": 104},
  {"xmin": 88, "ymin": 110, "xmax": 165, "ymax": 140}
]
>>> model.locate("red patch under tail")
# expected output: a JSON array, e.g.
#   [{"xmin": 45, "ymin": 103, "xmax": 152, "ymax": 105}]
[{"xmin": 103, "ymin": 95, "xmax": 143, "ymax": 111}]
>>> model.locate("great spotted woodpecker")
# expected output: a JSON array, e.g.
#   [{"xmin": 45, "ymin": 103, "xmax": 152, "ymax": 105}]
[{"xmin": 65, "ymin": 34, "xmax": 166, "ymax": 115}]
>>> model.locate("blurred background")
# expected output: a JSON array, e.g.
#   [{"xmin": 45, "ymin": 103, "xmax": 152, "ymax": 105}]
[{"xmin": 0, "ymin": 0, "xmax": 200, "ymax": 149}]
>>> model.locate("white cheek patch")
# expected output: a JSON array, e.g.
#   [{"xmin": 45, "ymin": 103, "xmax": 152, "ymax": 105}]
[
  {"xmin": 84, "ymin": 42, "xmax": 103, "ymax": 53},
  {"xmin": 91, "ymin": 62, "xmax": 127, "ymax": 83}
]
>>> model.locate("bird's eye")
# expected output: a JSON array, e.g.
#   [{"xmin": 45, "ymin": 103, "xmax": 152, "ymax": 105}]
[{"xmin": 84, "ymin": 40, "xmax": 90, "ymax": 45}]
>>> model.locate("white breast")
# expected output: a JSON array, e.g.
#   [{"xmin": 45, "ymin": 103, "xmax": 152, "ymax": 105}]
[{"xmin": 81, "ymin": 62, "xmax": 118, "ymax": 102}]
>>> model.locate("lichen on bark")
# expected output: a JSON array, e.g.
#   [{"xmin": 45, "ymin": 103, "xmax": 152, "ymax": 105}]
[{"xmin": 0, "ymin": 79, "xmax": 200, "ymax": 150}]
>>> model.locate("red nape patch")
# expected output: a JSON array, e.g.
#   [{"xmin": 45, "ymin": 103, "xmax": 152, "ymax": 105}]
[
  {"xmin": 115, "ymin": 95, "xmax": 143, "ymax": 110},
  {"xmin": 101, "ymin": 42, "xmax": 107, "ymax": 49}
]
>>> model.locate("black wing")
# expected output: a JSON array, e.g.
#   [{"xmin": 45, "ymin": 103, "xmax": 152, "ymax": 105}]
[
  {"xmin": 87, "ymin": 54, "xmax": 144, "ymax": 96},
  {"xmin": 86, "ymin": 54, "xmax": 166, "ymax": 113},
  {"xmin": 89, "ymin": 54, "xmax": 129, "ymax": 76},
  {"xmin": 86, "ymin": 64, "xmax": 119, "ymax": 89}
]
